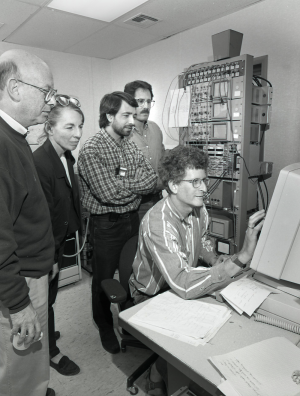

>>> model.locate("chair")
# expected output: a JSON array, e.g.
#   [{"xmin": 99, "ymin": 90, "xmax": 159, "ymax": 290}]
[{"xmin": 101, "ymin": 235, "xmax": 158, "ymax": 395}]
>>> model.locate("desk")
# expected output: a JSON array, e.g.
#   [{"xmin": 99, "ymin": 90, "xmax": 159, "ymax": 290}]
[{"xmin": 119, "ymin": 296, "xmax": 300, "ymax": 396}]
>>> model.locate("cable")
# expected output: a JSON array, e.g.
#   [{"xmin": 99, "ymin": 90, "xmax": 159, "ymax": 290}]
[
  {"xmin": 262, "ymin": 179, "xmax": 269, "ymax": 211},
  {"xmin": 161, "ymin": 73, "xmax": 181, "ymax": 142},
  {"xmin": 259, "ymin": 124, "xmax": 267, "ymax": 145},
  {"xmin": 63, "ymin": 218, "xmax": 90, "ymax": 258},
  {"xmin": 253, "ymin": 75, "xmax": 272, "ymax": 87},
  {"xmin": 252, "ymin": 76, "xmax": 262, "ymax": 87},
  {"xmin": 257, "ymin": 182, "xmax": 265, "ymax": 211},
  {"xmin": 254, "ymin": 313, "xmax": 300, "ymax": 334}
]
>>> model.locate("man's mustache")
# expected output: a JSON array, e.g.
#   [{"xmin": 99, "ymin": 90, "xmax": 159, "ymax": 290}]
[{"xmin": 140, "ymin": 109, "xmax": 149, "ymax": 114}]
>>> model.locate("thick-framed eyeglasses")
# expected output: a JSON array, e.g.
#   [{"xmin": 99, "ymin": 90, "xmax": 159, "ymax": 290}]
[
  {"xmin": 16, "ymin": 79, "xmax": 57, "ymax": 103},
  {"xmin": 181, "ymin": 178, "xmax": 210, "ymax": 188},
  {"xmin": 55, "ymin": 94, "xmax": 81, "ymax": 108},
  {"xmin": 136, "ymin": 99, "xmax": 155, "ymax": 108}
]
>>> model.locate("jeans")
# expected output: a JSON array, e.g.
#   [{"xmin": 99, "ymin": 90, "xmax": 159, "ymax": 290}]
[{"xmin": 90, "ymin": 211, "xmax": 140, "ymax": 334}]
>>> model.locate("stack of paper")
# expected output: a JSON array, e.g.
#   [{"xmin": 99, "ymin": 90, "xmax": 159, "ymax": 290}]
[
  {"xmin": 209, "ymin": 337, "xmax": 300, "ymax": 396},
  {"xmin": 129, "ymin": 291, "xmax": 231, "ymax": 346},
  {"xmin": 220, "ymin": 277, "xmax": 278, "ymax": 316}
]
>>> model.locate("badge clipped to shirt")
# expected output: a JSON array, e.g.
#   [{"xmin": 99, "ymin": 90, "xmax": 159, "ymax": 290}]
[{"xmin": 115, "ymin": 165, "xmax": 127, "ymax": 177}]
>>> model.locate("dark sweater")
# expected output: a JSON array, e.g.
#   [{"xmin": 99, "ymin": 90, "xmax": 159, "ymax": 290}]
[{"xmin": 0, "ymin": 117, "xmax": 55, "ymax": 313}]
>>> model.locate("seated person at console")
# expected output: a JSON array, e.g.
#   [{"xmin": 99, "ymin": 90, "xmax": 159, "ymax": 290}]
[
  {"xmin": 129, "ymin": 146, "xmax": 265, "ymax": 395},
  {"xmin": 129, "ymin": 145, "xmax": 265, "ymax": 303}
]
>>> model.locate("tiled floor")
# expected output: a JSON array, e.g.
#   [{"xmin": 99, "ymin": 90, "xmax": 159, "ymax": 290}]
[{"xmin": 49, "ymin": 270, "xmax": 152, "ymax": 396}]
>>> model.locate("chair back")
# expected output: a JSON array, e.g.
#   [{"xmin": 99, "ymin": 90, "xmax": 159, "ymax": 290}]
[{"xmin": 118, "ymin": 235, "xmax": 139, "ymax": 298}]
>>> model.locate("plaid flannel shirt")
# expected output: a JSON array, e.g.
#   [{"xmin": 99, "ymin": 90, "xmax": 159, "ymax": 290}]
[{"xmin": 78, "ymin": 128, "xmax": 157, "ymax": 214}]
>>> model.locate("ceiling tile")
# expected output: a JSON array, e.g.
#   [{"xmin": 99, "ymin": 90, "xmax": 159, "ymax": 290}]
[
  {"xmin": 16, "ymin": 0, "xmax": 50, "ymax": 6},
  {"xmin": 0, "ymin": 0, "xmax": 38, "ymax": 41},
  {"xmin": 113, "ymin": 0, "xmax": 261, "ymax": 38},
  {"xmin": 66, "ymin": 24, "xmax": 157, "ymax": 59},
  {"xmin": 48, "ymin": 0, "xmax": 149, "ymax": 23},
  {"xmin": 4, "ymin": 8, "xmax": 107, "ymax": 52}
]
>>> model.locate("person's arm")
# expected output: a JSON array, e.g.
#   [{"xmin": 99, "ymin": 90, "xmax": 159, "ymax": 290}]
[
  {"xmin": 78, "ymin": 151, "xmax": 138, "ymax": 204},
  {"xmin": 0, "ymin": 168, "xmax": 30, "ymax": 312},
  {"xmin": 0, "ymin": 168, "xmax": 42, "ymax": 346},
  {"xmin": 206, "ymin": 210, "xmax": 266, "ymax": 276},
  {"xmin": 143, "ymin": 209, "xmax": 265, "ymax": 299},
  {"xmin": 121, "ymin": 151, "xmax": 157, "ymax": 195},
  {"xmin": 143, "ymin": 222, "xmax": 231, "ymax": 300}
]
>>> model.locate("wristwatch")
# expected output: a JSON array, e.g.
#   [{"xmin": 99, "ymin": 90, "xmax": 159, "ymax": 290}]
[{"xmin": 231, "ymin": 254, "xmax": 247, "ymax": 269}]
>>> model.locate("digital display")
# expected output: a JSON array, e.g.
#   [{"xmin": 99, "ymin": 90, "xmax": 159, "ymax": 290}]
[{"xmin": 213, "ymin": 124, "xmax": 227, "ymax": 139}]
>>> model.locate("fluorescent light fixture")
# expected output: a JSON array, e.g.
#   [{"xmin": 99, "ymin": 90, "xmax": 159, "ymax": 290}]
[{"xmin": 47, "ymin": 0, "xmax": 149, "ymax": 23}]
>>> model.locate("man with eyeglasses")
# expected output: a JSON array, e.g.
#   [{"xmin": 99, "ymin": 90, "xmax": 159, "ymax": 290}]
[
  {"xmin": 0, "ymin": 49, "xmax": 57, "ymax": 396},
  {"xmin": 124, "ymin": 80, "xmax": 165, "ymax": 219},
  {"xmin": 129, "ymin": 145, "xmax": 265, "ymax": 393},
  {"xmin": 130, "ymin": 145, "xmax": 265, "ymax": 302}
]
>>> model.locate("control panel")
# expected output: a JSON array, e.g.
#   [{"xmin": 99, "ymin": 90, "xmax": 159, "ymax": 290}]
[{"xmin": 179, "ymin": 54, "xmax": 272, "ymax": 253}]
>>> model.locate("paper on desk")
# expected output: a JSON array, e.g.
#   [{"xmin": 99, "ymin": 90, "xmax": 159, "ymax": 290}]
[
  {"xmin": 130, "ymin": 302, "xmax": 232, "ymax": 346},
  {"xmin": 220, "ymin": 278, "xmax": 278, "ymax": 316},
  {"xmin": 129, "ymin": 291, "xmax": 231, "ymax": 341},
  {"xmin": 209, "ymin": 337, "xmax": 300, "ymax": 396},
  {"xmin": 169, "ymin": 87, "xmax": 190, "ymax": 127},
  {"xmin": 218, "ymin": 379, "xmax": 242, "ymax": 396}
]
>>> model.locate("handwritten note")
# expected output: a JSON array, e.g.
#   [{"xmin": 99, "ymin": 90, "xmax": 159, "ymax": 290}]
[
  {"xmin": 129, "ymin": 291, "xmax": 231, "ymax": 343},
  {"xmin": 210, "ymin": 337, "xmax": 300, "ymax": 396},
  {"xmin": 220, "ymin": 277, "xmax": 278, "ymax": 316}
]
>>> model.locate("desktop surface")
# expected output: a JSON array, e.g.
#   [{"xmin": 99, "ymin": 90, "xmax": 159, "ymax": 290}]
[{"xmin": 119, "ymin": 296, "xmax": 300, "ymax": 395}]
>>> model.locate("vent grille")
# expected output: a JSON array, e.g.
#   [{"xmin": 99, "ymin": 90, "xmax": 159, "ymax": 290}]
[{"xmin": 124, "ymin": 13, "xmax": 160, "ymax": 28}]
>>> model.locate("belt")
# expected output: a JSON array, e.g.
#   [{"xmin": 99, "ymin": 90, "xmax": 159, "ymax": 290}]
[{"xmin": 91, "ymin": 211, "xmax": 136, "ymax": 221}]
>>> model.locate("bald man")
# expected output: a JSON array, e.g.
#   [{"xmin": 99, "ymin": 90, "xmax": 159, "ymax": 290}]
[{"xmin": 0, "ymin": 50, "xmax": 57, "ymax": 396}]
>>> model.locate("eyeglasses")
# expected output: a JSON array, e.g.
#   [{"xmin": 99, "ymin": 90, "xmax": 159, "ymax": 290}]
[
  {"xmin": 136, "ymin": 99, "xmax": 155, "ymax": 108},
  {"xmin": 181, "ymin": 178, "xmax": 210, "ymax": 188},
  {"xmin": 16, "ymin": 79, "xmax": 57, "ymax": 103},
  {"xmin": 55, "ymin": 94, "xmax": 81, "ymax": 108}
]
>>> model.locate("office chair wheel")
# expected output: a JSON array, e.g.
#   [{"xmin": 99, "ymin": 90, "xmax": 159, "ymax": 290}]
[
  {"xmin": 121, "ymin": 346, "xmax": 127, "ymax": 353},
  {"xmin": 127, "ymin": 385, "xmax": 138, "ymax": 395}
]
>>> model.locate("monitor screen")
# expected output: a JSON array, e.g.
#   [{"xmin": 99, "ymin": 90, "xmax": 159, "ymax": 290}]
[{"xmin": 212, "ymin": 124, "xmax": 227, "ymax": 139}]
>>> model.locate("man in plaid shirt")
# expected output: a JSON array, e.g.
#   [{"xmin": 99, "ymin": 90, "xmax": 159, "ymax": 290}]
[{"xmin": 78, "ymin": 92, "xmax": 157, "ymax": 354}]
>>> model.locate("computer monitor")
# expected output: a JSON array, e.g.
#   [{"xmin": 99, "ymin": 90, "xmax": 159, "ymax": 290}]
[{"xmin": 250, "ymin": 163, "xmax": 300, "ymax": 325}]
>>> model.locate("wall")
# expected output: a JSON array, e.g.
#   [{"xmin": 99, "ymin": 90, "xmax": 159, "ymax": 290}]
[
  {"xmin": 111, "ymin": 0, "xmax": 300, "ymax": 198},
  {"xmin": 0, "ymin": 41, "xmax": 112, "ymax": 159}
]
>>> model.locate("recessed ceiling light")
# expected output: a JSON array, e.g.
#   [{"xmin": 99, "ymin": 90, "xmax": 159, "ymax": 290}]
[{"xmin": 47, "ymin": 0, "xmax": 149, "ymax": 23}]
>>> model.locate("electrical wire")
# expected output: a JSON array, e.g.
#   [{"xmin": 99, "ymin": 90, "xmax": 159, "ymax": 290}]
[
  {"xmin": 161, "ymin": 73, "xmax": 181, "ymax": 142},
  {"xmin": 257, "ymin": 182, "xmax": 266, "ymax": 211},
  {"xmin": 262, "ymin": 179, "xmax": 269, "ymax": 211},
  {"xmin": 253, "ymin": 75, "xmax": 272, "ymax": 87},
  {"xmin": 63, "ymin": 218, "xmax": 90, "ymax": 258}
]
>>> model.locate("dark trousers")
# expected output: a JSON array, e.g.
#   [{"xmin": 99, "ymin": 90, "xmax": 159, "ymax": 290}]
[
  {"xmin": 90, "ymin": 211, "xmax": 140, "ymax": 334},
  {"xmin": 48, "ymin": 272, "xmax": 60, "ymax": 359},
  {"xmin": 48, "ymin": 240, "xmax": 66, "ymax": 359}
]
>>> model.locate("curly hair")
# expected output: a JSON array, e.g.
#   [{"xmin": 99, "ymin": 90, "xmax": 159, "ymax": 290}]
[{"xmin": 158, "ymin": 145, "xmax": 209, "ymax": 194}]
